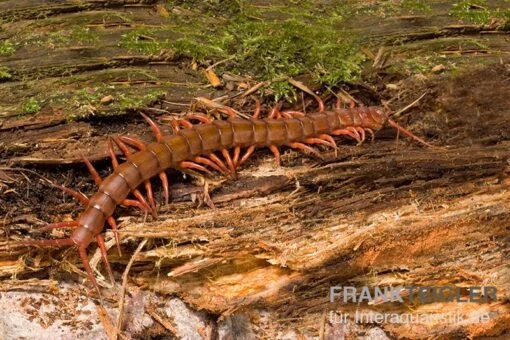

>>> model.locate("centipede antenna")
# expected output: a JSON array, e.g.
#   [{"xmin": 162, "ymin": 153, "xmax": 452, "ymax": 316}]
[
  {"xmin": 387, "ymin": 119, "xmax": 436, "ymax": 148},
  {"xmin": 96, "ymin": 235, "xmax": 115, "ymax": 285},
  {"xmin": 37, "ymin": 220, "xmax": 80, "ymax": 232},
  {"xmin": 78, "ymin": 246, "xmax": 101, "ymax": 296},
  {"xmin": 21, "ymin": 237, "xmax": 75, "ymax": 248}
]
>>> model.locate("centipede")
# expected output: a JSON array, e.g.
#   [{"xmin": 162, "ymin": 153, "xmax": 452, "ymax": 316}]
[{"xmin": 16, "ymin": 94, "xmax": 435, "ymax": 293}]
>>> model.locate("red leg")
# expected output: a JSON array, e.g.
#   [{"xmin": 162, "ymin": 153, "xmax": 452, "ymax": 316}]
[
  {"xmin": 281, "ymin": 110, "xmax": 305, "ymax": 118},
  {"xmin": 288, "ymin": 142, "xmax": 323, "ymax": 159},
  {"xmin": 178, "ymin": 161, "xmax": 214, "ymax": 177},
  {"xmin": 207, "ymin": 153, "xmax": 232, "ymax": 176},
  {"xmin": 95, "ymin": 234, "xmax": 115, "ymax": 284},
  {"xmin": 82, "ymin": 155, "xmax": 103, "ymax": 186},
  {"xmin": 172, "ymin": 118, "xmax": 193, "ymax": 131},
  {"xmin": 140, "ymin": 112, "xmax": 163, "ymax": 142},
  {"xmin": 118, "ymin": 135, "xmax": 145, "ymax": 150},
  {"xmin": 269, "ymin": 102, "xmax": 282, "ymax": 119},
  {"xmin": 159, "ymin": 172, "xmax": 170, "ymax": 205},
  {"xmin": 238, "ymin": 145, "xmax": 255, "ymax": 167},
  {"xmin": 221, "ymin": 148, "xmax": 236, "ymax": 174},
  {"xmin": 332, "ymin": 128, "xmax": 361, "ymax": 143},
  {"xmin": 315, "ymin": 95, "xmax": 325, "ymax": 112},
  {"xmin": 194, "ymin": 156, "xmax": 230, "ymax": 177},
  {"xmin": 57, "ymin": 185, "xmax": 89, "ymax": 206},
  {"xmin": 304, "ymin": 137, "xmax": 336, "ymax": 149},
  {"xmin": 37, "ymin": 220, "xmax": 80, "ymax": 232},
  {"xmin": 106, "ymin": 216, "xmax": 122, "ymax": 256},
  {"xmin": 318, "ymin": 134, "xmax": 338, "ymax": 149},
  {"xmin": 78, "ymin": 246, "xmax": 101, "ymax": 295},
  {"xmin": 184, "ymin": 113, "xmax": 213, "ymax": 124},
  {"xmin": 250, "ymin": 96, "xmax": 261, "ymax": 118},
  {"xmin": 269, "ymin": 145, "xmax": 281, "ymax": 166},
  {"xmin": 218, "ymin": 106, "xmax": 238, "ymax": 118}
]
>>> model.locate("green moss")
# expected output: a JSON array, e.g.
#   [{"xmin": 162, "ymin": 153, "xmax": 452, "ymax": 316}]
[
  {"xmin": 21, "ymin": 98, "xmax": 41, "ymax": 115},
  {"xmin": 0, "ymin": 40, "xmax": 15, "ymax": 55},
  {"xmin": 119, "ymin": 28, "xmax": 164, "ymax": 55},
  {"xmin": 344, "ymin": 0, "xmax": 431, "ymax": 18},
  {"xmin": 450, "ymin": 0, "xmax": 510, "ymax": 26},
  {"xmin": 65, "ymin": 86, "xmax": 166, "ymax": 119},
  {"xmin": 0, "ymin": 66, "xmax": 12, "ymax": 80},
  {"xmin": 45, "ymin": 26, "xmax": 99, "ymax": 47},
  {"xmin": 118, "ymin": 1, "xmax": 366, "ymax": 101}
]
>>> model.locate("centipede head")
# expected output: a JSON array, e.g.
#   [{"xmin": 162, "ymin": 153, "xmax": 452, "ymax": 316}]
[
  {"xmin": 380, "ymin": 101, "xmax": 436, "ymax": 148},
  {"xmin": 19, "ymin": 233, "xmax": 107, "ymax": 296}
]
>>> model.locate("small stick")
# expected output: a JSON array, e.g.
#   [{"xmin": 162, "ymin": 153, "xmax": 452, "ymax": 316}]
[
  {"xmin": 115, "ymin": 238, "xmax": 148, "ymax": 339},
  {"xmin": 390, "ymin": 91, "xmax": 428, "ymax": 118}
]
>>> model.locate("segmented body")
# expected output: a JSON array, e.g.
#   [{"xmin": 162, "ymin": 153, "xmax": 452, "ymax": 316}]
[
  {"xmin": 22, "ymin": 102, "xmax": 432, "ymax": 291},
  {"xmin": 74, "ymin": 106, "xmax": 387, "ymax": 248},
  {"xmin": 71, "ymin": 107, "xmax": 387, "ymax": 247}
]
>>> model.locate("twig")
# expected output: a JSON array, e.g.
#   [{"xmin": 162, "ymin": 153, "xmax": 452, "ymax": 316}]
[
  {"xmin": 146, "ymin": 305, "xmax": 179, "ymax": 336},
  {"xmin": 115, "ymin": 238, "xmax": 148, "ymax": 339},
  {"xmin": 240, "ymin": 81, "xmax": 266, "ymax": 97},
  {"xmin": 390, "ymin": 91, "xmax": 428, "ymax": 118},
  {"xmin": 206, "ymin": 56, "xmax": 236, "ymax": 71},
  {"xmin": 0, "ymin": 167, "xmax": 54, "ymax": 186}
]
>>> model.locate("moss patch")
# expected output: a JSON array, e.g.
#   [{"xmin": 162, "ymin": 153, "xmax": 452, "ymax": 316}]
[
  {"xmin": 450, "ymin": 0, "xmax": 510, "ymax": 25},
  {"xmin": 21, "ymin": 98, "xmax": 41, "ymax": 115},
  {"xmin": 0, "ymin": 40, "xmax": 15, "ymax": 55},
  {"xmin": 117, "ymin": 1, "xmax": 367, "ymax": 101}
]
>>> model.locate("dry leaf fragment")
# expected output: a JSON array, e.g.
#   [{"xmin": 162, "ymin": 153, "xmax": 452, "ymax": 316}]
[{"xmin": 204, "ymin": 69, "xmax": 222, "ymax": 87}]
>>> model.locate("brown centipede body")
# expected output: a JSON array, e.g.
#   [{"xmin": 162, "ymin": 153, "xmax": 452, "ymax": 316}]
[{"xmin": 18, "ymin": 95, "xmax": 434, "ymax": 293}]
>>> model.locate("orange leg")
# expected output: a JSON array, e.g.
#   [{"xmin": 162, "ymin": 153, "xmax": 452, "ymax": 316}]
[
  {"xmin": 354, "ymin": 127, "xmax": 366, "ymax": 144},
  {"xmin": 77, "ymin": 246, "xmax": 101, "ymax": 295},
  {"xmin": 268, "ymin": 102, "xmax": 282, "ymax": 119},
  {"xmin": 269, "ymin": 145, "xmax": 281, "ymax": 166},
  {"xmin": 109, "ymin": 138, "xmax": 154, "ymax": 216},
  {"xmin": 140, "ymin": 112, "xmax": 163, "ymax": 142},
  {"xmin": 193, "ymin": 156, "xmax": 231, "ymax": 177},
  {"xmin": 288, "ymin": 142, "xmax": 323, "ymax": 159},
  {"xmin": 178, "ymin": 161, "xmax": 214, "ymax": 177},
  {"xmin": 318, "ymin": 134, "xmax": 338, "ymax": 149},
  {"xmin": 238, "ymin": 145, "xmax": 256, "ymax": 167},
  {"xmin": 250, "ymin": 96, "xmax": 261, "ymax": 119},
  {"xmin": 207, "ymin": 152, "xmax": 236, "ymax": 178},
  {"xmin": 232, "ymin": 147, "xmax": 241, "ymax": 167},
  {"xmin": 332, "ymin": 127, "xmax": 362, "ymax": 143},
  {"xmin": 96, "ymin": 234, "xmax": 115, "ymax": 284},
  {"xmin": 221, "ymin": 148, "xmax": 236, "ymax": 174}
]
